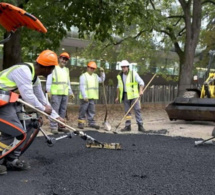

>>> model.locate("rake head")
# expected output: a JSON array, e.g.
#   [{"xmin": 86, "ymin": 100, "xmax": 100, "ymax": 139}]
[{"xmin": 86, "ymin": 142, "xmax": 121, "ymax": 150}]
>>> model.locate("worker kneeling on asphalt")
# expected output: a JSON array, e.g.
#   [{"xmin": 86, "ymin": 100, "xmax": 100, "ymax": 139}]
[
  {"xmin": 78, "ymin": 61, "xmax": 105, "ymax": 129},
  {"xmin": 0, "ymin": 50, "xmax": 64, "ymax": 175},
  {"xmin": 115, "ymin": 60, "xmax": 145, "ymax": 132},
  {"xmin": 46, "ymin": 52, "xmax": 74, "ymax": 134}
]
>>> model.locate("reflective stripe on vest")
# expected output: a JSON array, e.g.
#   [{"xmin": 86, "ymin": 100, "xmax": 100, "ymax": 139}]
[
  {"xmin": 117, "ymin": 71, "xmax": 139, "ymax": 102},
  {"xmin": 0, "ymin": 64, "xmax": 35, "ymax": 91},
  {"xmin": 79, "ymin": 72, "xmax": 99, "ymax": 99},
  {"xmin": 50, "ymin": 66, "xmax": 70, "ymax": 95}
]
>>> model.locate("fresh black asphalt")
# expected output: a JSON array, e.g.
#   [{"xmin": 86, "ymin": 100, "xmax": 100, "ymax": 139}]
[{"xmin": 2, "ymin": 131, "xmax": 215, "ymax": 195}]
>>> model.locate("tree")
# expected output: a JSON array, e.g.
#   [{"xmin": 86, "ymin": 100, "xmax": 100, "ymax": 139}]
[
  {"xmin": 1, "ymin": 0, "xmax": 215, "ymax": 97},
  {"xmin": 1, "ymin": 0, "xmax": 71, "ymax": 68},
  {"xmin": 64, "ymin": 0, "xmax": 213, "ymax": 96}
]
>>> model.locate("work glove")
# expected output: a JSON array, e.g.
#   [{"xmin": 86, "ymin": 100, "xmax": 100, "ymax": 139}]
[
  {"xmin": 70, "ymin": 93, "xmax": 75, "ymax": 100},
  {"xmin": 84, "ymin": 98, "xmax": 89, "ymax": 102}
]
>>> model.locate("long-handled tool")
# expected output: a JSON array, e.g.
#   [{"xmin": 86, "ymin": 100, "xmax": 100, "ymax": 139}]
[
  {"xmin": 194, "ymin": 127, "xmax": 215, "ymax": 146},
  {"xmin": 16, "ymin": 98, "xmax": 121, "ymax": 150},
  {"xmin": 102, "ymin": 81, "xmax": 111, "ymax": 131},
  {"xmin": 113, "ymin": 74, "xmax": 157, "ymax": 133}
]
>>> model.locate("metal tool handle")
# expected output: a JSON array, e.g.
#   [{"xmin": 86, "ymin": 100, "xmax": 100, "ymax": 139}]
[
  {"xmin": 102, "ymin": 81, "xmax": 108, "ymax": 122},
  {"xmin": 17, "ymin": 98, "xmax": 101, "ymax": 144}
]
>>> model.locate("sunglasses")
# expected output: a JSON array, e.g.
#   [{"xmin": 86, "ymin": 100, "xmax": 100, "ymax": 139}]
[
  {"xmin": 61, "ymin": 57, "xmax": 69, "ymax": 61},
  {"xmin": 88, "ymin": 67, "xmax": 95, "ymax": 70}
]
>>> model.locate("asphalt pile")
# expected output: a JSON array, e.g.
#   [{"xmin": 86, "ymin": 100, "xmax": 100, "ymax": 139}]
[{"xmin": 2, "ymin": 131, "xmax": 215, "ymax": 195}]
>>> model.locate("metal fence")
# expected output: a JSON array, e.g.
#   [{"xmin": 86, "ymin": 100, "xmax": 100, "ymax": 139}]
[{"xmin": 70, "ymin": 85, "xmax": 178, "ymax": 104}]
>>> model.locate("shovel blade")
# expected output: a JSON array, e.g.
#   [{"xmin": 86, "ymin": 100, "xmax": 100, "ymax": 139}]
[
  {"xmin": 104, "ymin": 121, "xmax": 111, "ymax": 131},
  {"xmin": 194, "ymin": 140, "xmax": 213, "ymax": 146}
]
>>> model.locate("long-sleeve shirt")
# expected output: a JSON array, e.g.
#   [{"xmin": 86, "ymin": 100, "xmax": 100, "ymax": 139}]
[
  {"xmin": 46, "ymin": 67, "xmax": 73, "ymax": 95},
  {"xmin": 79, "ymin": 72, "xmax": 105, "ymax": 99},
  {"xmin": 8, "ymin": 66, "xmax": 59, "ymax": 118},
  {"xmin": 117, "ymin": 71, "xmax": 144, "ymax": 92}
]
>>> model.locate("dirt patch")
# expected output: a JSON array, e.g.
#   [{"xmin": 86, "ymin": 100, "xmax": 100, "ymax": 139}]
[{"xmin": 41, "ymin": 103, "xmax": 215, "ymax": 140}]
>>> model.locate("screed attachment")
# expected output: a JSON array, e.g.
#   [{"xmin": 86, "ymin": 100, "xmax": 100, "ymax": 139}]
[{"xmin": 86, "ymin": 142, "xmax": 122, "ymax": 150}]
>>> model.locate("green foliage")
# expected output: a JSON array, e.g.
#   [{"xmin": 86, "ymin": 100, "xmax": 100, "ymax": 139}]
[
  {"xmin": 107, "ymin": 79, "xmax": 114, "ymax": 86},
  {"xmin": 1, "ymin": 0, "xmax": 214, "ymax": 90}
]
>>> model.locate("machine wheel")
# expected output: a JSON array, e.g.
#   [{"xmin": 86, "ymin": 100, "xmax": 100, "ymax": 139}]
[{"xmin": 182, "ymin": 91, "xmax": 199, "ymax": 98}]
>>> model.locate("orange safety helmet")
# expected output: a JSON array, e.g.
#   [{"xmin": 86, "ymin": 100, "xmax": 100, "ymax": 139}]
[
  {"xmin": 60, "ymin": 52, "xmax": 70, "ymax": 59},
  {"xmin": 36, "ymin": 50, "xmax": 58, "ymax": 66},
  {"xmin": 87, "ymin": 61, "xmax": 97, "ymax": 69}
]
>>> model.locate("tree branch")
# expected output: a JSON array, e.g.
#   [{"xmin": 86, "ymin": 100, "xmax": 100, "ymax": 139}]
[
  {"xmin": 178, "ymin": 27, "xmax": 186, "ymax": 36},
  {"xmin": 202, "ymin": 0, "xmax": 215, "ymax": 5},
  {"xmin": 101, "ymin": 29, "xmax": 149, "ymax": 51},
  {"xmin": 160, "ymin": 28, "xmax": 183, "ymax": 57},
  {"xmin": 149, "ymin": 0, "xmax": 156, "ymax": 10}
]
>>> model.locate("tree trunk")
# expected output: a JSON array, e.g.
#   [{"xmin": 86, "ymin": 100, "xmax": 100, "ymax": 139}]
[
  {"xmin": 177, "ymin": 0, "xmax": 202, "ymax": 96},
  {"xmin": 178, "ymin": 51, "xmax": 195, "ymax": 96},
  {"xmin": 3, "ymin": 29, "xmax": 22, "ymax": 69}
]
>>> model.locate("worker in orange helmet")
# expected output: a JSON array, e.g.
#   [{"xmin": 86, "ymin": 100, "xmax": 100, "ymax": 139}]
[
  {"xmin": 78, "ymin": 61, "xmax": 105, "ymax": 130},
  {"xmin": 46, "ymin": 52, "xmax": 74, "ymax": 134},
  {"xmin": 0, "ymin": 50, "xmax": 64, "ymax": 175}
]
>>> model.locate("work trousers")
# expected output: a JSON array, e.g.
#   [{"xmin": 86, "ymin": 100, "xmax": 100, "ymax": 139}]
[
  {"xmin": 50, "ymin": 95, "xmax": 68, "ymax": 129},
  {"xmin": 123, "ymin": 92, "xmax": 143, "ymax": 126},
  {"xmin": 78, "ymin": 99, "xmax": 96, "ymax": 125},
  {"xmin": 0, "ymin": 102, "xmax": 37, "ymax": 161}
]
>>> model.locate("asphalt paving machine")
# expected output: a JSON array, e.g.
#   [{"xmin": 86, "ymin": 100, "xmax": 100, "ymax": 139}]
[{"xmin": 165, "ymin": 50, "xmax": 215, "ymax": 122}]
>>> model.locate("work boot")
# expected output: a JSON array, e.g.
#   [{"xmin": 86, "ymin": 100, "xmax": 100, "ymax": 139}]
[
  {"xmin": 0, "ymin": 165, "xmax": 7, "ymax": 175},
  {"xmin": 138, "ymin": 124, "xmax": 146, "ymax": 132},
  {"xmin": 121, "ymin": 125, "xmax": 131, "ymax": 132},
  {"xmin": 5, "ymin": 159, "xmax": 31, "ymax": 171},
  {"xmin": 51, "ymin": 128, "xmax": 59, "ymax": 135},
  {"xmin": 78, "ymin": 123, "xmax": 84, "ymax": 129},
  {"xmin": 58, "ymin": 127, "xmax": 70, "ymax": 133},
  {"xmin": 89, "ymin": 124, "xmax": 100, "ymax": 130}
]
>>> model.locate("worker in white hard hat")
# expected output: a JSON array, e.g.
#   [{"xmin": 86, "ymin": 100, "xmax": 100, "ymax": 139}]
[{"xmin": 115, "ymin": 60, "xmax": 145, "ymax": 132}]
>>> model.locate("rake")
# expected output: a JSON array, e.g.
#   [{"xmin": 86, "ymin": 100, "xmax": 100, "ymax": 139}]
[
  {"xmin": 14, "ymin": 96, "xmax": 121, "ymax": 150},
  {"xmin": 113, "ymin": 74, "xmax": 157, "ymax": 133}
]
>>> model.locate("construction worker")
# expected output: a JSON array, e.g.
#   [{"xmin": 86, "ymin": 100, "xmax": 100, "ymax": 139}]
[
  {"xmin": 46, "ymin": 52, "xmax": 74, "ymax": 134},
  {"xmin": 78, "ymin": 61, "xmax": 105, "ymax": 129},
  {"xmin": 0, "ymin": 50, "xmax": 64, "ymax": 175},
  {"xmin": 115, "ymin": 60, "xmax": 145, "ymax": 132}
]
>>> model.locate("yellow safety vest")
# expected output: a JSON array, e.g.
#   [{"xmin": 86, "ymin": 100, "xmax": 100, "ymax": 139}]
[
  {"xmin": 79, "ymin": 72, "xmax": 99, "ymax": 99},
  {"xmin": 50, "ymin": 66, "xmax": 70, "ymax": 95},
  {"xmin": 0, "ymin": 63, "xmax": 35, "ymax": 91},
  {"xmin": 117, "ymin": 71, "xmax": 139, "ymax": 102}
]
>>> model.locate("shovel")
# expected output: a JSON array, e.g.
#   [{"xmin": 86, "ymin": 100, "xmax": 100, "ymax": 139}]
[
  {"xmin": 194, "ymin": 127, "xmax": 215, "ymax": 146},
  {"xmin": 102, "ymin": 81, "xmax": 111, "ymax": 131}
]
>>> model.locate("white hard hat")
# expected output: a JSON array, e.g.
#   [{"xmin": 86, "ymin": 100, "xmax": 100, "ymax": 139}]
[{"xmin": 120, "ymin": 60, "xmax": 130, "ymax": 67}]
